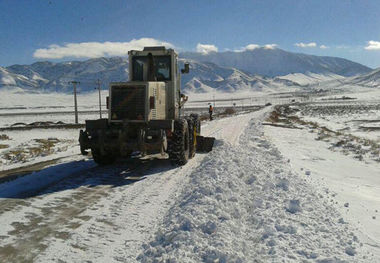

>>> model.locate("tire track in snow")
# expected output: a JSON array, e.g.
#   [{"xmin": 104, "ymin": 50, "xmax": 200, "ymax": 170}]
[
  {"xmin": 0, "ymin": 110, "xmax": 265, "ymax": 263},
  {"xmin": 0, "ymin": 159, "xmax": 147, "ymax": 262},
  {"xmin": 34, "ymin": 110, "xmax": 264, "ymax": 263}
]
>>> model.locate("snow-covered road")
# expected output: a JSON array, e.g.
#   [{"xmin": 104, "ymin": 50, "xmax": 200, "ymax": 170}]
[
  {"xmin": 0, "ymin": 108, "xmax": 376, "ymax": 262},
  {"xmin": 0, "ymin": 111, "xmax": 257, "ymax": 262}
]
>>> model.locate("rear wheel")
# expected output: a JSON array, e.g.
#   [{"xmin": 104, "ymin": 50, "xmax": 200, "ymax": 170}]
[
  {"xmin": 190, "ymin": 114, "xmax": 201, "ymax": 135},
  {"xmin": 169, "ymin": 119, "xmax": 189, "ymax": 165},
  {"xmin": 91, "ymin": 148, "xmax": 117, "ymax": 165},
  {"xmin": 186, "ymin": 118, "xmax": 196, "ymax": 159},
  {"xmin": 190, "ymin": 114, "xmax": 201, "ymax": 155}
]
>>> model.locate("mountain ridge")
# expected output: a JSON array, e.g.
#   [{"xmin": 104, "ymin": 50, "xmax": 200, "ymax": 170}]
[
  {"xmin": 0, "ymin": 48, "xmax": 375, "ymax": 93},
  {"xmin": 180, "ymin": 48, "xmax": 372, "ymax": 77}
]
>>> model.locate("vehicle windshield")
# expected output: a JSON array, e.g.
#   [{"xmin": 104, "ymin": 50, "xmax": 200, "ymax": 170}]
[{"xmin": 132, "ymin": 55, "xmax": 171, "ymax": 81}]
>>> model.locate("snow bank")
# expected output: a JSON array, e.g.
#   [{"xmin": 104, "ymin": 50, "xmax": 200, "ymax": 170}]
[
  {"xmin": 138, "ymin": 115, "xmax": 371, "ymax": 262},
  {"xmin": 265, "ymin": 119, "xmax": 380, "ymax": 260}
]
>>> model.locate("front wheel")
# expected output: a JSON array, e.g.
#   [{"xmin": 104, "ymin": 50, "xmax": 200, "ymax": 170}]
[{"xmin": 169, "ymin": 119, "xmax": 190, "ymax": 165}]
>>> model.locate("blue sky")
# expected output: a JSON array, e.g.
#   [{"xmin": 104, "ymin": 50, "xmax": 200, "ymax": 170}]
[{"xmin": 1, "ymin": 0, "xmax": 380, "ymax": 68}]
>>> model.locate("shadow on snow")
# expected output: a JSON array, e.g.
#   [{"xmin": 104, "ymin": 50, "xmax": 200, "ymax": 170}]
[{"xmin": 0, "ymin": 157, "xmax": 178, "ymax": 199}]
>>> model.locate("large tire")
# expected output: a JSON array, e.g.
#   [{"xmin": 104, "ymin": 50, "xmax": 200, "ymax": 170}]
[
  {"xmin": 190, "ymin": 114, "xmax": 201, "ymax": 135},
  {"xmin": 169, "ymin": 119, "xmax": 190, "ymax": 165},
  {"xmin": 186, "ymin": 118, "xmax": 196, "ymax": 159},
  {"xmin": 91, "ymin": 148, "xmax": 116, "ymax": 165}
]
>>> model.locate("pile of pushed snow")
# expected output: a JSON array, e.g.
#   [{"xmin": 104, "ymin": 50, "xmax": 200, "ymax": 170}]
[{"xmin": 138, "ymin": 117, "xmax": 371, "ymax": 262}]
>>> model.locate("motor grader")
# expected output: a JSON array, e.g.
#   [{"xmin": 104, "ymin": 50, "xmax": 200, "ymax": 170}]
[{"xmin": 79, "ymin": 46, "xmax": 214, "ymax": 165}]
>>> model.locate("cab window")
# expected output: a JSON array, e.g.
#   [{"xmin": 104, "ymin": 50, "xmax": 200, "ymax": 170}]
[{"xmin": 132, "ymin": 55, "xmax": 171, "ymax": 81}]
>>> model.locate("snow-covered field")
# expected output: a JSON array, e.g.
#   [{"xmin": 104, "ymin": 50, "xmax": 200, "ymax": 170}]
[
  {"xmin": 0, "ymin": 89, "xmax": 275, "ymax": 172},
  {"xmin": 0, "ymin": 89, "xmax": 106, "ymax": 127},
  {"xmin": 0, "ymin": 100, "xmax": 379, "ymax": 262},
  {"xmin": 0, "ymin": 86, "xmax": 380, "ymax": 262},
  {"xmin": 0, "ymin": 89, "xmax": 298, "ymax": 128},
  {"xmin": 296, "ymin": 100, "xmax": 380, "ymax": 141},
  {"xmin": 0, "ymin": 89, "xmax": 107, "ymax": 113}
]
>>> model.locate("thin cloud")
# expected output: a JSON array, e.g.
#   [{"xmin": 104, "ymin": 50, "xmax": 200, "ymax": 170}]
[
  {"xmin": 234, "ymin": 43, "xmax": 278, "ymax": 52},
  {"xmin": 33, "ymin": 38, "xmax": 174, "ymax": 59},
  {"xmin": 234, "ymin": 44, "xmax": 260, "ymax": 52},
  {"xmin": 245, "ymin": 44, "xmax": 260, "ymax": 50},
  {"xmin": 263, "ymin": 44, "xmax": 278, "ymax": 49},
  {"xmin": 365, "ymin": 40, "xmax": 380, "ymax": 50},
  {"xmin": 295, "ymin": 42, "xmax": 317, "ymax": 48},
  {"xmin": 320, "ymin": 45, "xmax": 328, "ymax": 49},
  {"xmin": 336, "ymin": 45, "xmax": 350, "ymax": 49},
  {"xmin": 196, "ymin": 43, "xmax": 218, "ymax": 54}
]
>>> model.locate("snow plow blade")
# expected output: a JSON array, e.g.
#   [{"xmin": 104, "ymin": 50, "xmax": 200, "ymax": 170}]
[{"xmin": 196, "ymin": 136, "xmax": 215, "ymax": 152}]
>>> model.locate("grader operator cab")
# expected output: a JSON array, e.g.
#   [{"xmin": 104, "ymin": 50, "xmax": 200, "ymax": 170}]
[{"xmin": 79, "ymin": 46, "xmax": 215, "ymax": 165}]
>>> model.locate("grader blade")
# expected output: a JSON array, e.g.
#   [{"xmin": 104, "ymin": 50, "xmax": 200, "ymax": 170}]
[{"xmin": 196, "ymin": 136, "xmax": 215, "ymax": 153}]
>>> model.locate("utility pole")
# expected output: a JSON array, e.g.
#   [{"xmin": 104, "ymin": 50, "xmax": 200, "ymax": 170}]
[
  {"xmin": 97, "ymin": 79, "xmax": 102, "ymax": 118},
  {"xmin": 69, "ymin": 81, "xmax": 80, "ymax": 124}
]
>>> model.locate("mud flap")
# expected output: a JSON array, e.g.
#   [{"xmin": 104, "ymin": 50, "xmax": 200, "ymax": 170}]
[{"xmin": 196, "ymin": 136, "xmax": 215, "ymax": 153}]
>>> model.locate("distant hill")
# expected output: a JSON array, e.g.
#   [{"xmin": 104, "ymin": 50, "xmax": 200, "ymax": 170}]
[
  {"xmin": 0, "ymin": 48, "xmax": 374, "ymax": 93},
  {"xmin": 180, "ymin": 59, "xmax": 279, "ymax": 93},
  {"xmin": 181, "ymin": 48, "xmax": 372, "ymax": 77},
  {"xmin": 1, "ymin": 57, "xmax": 287, "ymax": 93},
  {"xmin": 274, "ymin": 72, "xmax": 345, "ymax": 86},
  {"xmin": 348, "ymin": 68, "xmax": 380, "ymax": 87},
  {"xmin": 4, "ymin": 57, "xmax": 129, "ymax": 92}
]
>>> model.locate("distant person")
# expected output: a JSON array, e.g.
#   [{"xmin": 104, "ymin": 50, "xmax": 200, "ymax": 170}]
[{"xmin": 209, "ymin": 105, "xmax": 214, "ymax": 120}]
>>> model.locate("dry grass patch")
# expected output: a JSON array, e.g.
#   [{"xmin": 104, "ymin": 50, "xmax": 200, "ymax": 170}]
[
  {"xmin": 199, "ymin": 114, "xmax": 210, "ymax": 121},
  {"xmin": 217, "ymin": 107, "xmax": 237, "ymax": 118},
  {"xmin": 1, "ymin": 137, "xmax": 62, "ymax": 163},
  {"xmin": 4, "ymin": 149, "xmax": 28, "ymax": 162},
  {"xmin": 35, "ymin": 138, "xmax": 60, "ymax": 150},
  {"xmin": 223, "ymin": 107, "xmax": 236, "ymax": 115},
  {"xmin": 267, "ymin": 109, "xmax": 281, "ymax": 123},
  {"xmin": 0, "ymin": 134, "xmax": 10, "ymax": 140}
]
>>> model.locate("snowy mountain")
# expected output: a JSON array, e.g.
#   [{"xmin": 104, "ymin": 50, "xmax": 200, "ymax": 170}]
[
  {"xmin": 1, "ymin": 48, "xmax": 374, "ymax": 93},
  {"xmin": 180, "ymin": 59, "xmax": 276, "ymax": 93},
  {"xmin": 275, "ymin": 72, "xmax": 345, "ymax": 86},
  {"xmin": 181, "ymin": 48, "xmax": 372, "ymax": 77},
  {"xmin": 0, "ymin": 67, "xmax": 43, "ymax": 91},
  {"xmin": 3, "ymin": 57, "xmax": 289, "ymax": 93},
  {"xmin": 6, "ymin": 57, "xmax": 129, "ymax": 92}
]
